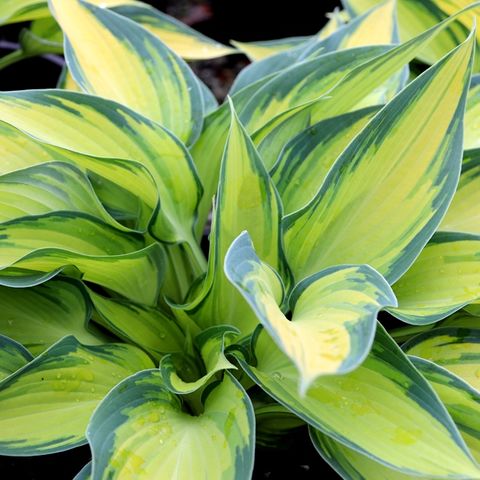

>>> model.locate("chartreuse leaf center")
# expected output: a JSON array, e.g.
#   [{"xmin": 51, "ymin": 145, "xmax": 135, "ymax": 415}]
[{"xmin": 225, "ymin": 231, "xmax": 397, "ymax": 394}]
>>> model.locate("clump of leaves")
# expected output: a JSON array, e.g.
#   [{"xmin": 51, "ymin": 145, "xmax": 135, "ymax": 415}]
[{"xmin": 0, "ymin": 0, "xmax": 479, "ymax": 478}]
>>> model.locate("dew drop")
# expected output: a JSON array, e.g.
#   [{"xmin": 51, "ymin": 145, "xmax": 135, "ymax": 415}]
[{"xmin": 272, "ymin": 372, "xmax": 283, "ymax": 381}]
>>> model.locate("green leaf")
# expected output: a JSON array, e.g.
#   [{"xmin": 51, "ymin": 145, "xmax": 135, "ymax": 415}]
[
  {"xmin": 57, "ymin": 66, "xmax": 81, "ymax": 91},
  {"xmin": 0, "ymin": 162, "xmax": 129, "ymax": 232},
  {"xmin": 174, "ymin": 102, "xmax": 285, "ymax": 334},
  {"xmin": 284, "ymin": 29, "xmax": 475, "ymax": 284},
  {"xmin": 231, "ymin": 36, "xmax": 311, "ymax": 62},
  {"xmin": 271, "ymin": 106, "xmax": 380, "ymax": 213},
  {"xmin": 18, "ymin": 25, "xmax": 63, "ymax": 56},
  {"xmin": 112, "ymin": 4, "xmax": 236, "ymax": 60},
  {"xmin": 0, "ymin": 335, "xmax": 33, "ymax": 381},
  {"xmin": 254, "ymin": 401, "xmax": 304, "ymax": 448},
  {"xmin": 231, "ymin": 0, "xmax": 398, "ymax": 95},
  {"xmin": 192, "ymin": 45, "xmax": 392, "ymax": 237},
  {"xmin": 311, "ymin": 429, "xmax": 441, "ymax": 480},
  {"xmin": 300, "ymin": 0, "xmax": 399, "ymax": 59},
  {"xmin": 442, "ymin": 311, "xmax": 480, "ymax": 329},
  {"xmin": 465, "ymin": 74, "xmax": 480, "ymax": 148},
  {"xmin": 440, "ymin": 148, "xmax": 480, "ymax": 234},
  {"xmin": 0, "ymin": 213, "xmax": 165, "ymax": 305},
  {"xmin": 198, "ymin": 80, "xmax": 218, "ymax": 116},
  {"xmin": 226, "ymin": 232, "xmax": 396, "ymax": 394},
  {"xmin": 30, "ymin": 16, "xmax": 63, "ymax": 45},
  {"xmin": 466, "ymin": 303, "xmax": 480, "ymax": 317},
  {"xmin": 411, "ymin": 356, "xmax": 480, "ymax": 462},
  {"xmin": 87, "ymin": 371, "xmax": 255, "ymax": 479},
  {"xmin": 0, "ymin": 279, "xmax": 106, "ymax": 356},
  {"xmin": 390, "ymin": 233, "xmax": 480, "ymax": 324},
  {"xmin": 89, "ymin": 290, "xmax": 184, "ymax": 362},
  {"xmin": 0, "ymin": 0, "xmax": 136, "ymax": 24},
  {"xmin": 191, "ymin": 78, "xmax": 280, "ymax": 239},
  {"xmin": 0, "ymin": 336, "xmax": 153, "ymax": 455},
  {"xmin": 229, "ymin": 7, "xmax": 345, "ymax": 62},
  {"xmin": 0, "ymin": 121, "xmax": 158, "ymax": 231},
  {"xmin": 0, "ymin": 89, "xmax": 202, "ymax": 247},
  {"xmin": 74, "ymin": 462, "xmax": 92, "ymax": 480},
  {"xmin": 228, "ymin": 42, "xmax": 314, "ymax": 95},
  {"xmin": 50, "ymin": 0, "xmax": 204, "ymax": 146},
  {"xmin": 160, "ymin": 325, "xmax": 237, "ymax": 394},
  {"xmin": 237, "ymin": 325, "xmax": 480, "ymax": 477},
  {"xmin": 296, "ymin": 4, "xmax": 479, "ymax": 128},
  {"xmin": 238, "ymin": 45, "xmax": 391, "ymax": 134},
  {"xmin": 343, "ymin": 0, "xmax": 480, "ymax": 70},
  {"xmin": 251, "ymin": 17, "xmax": 474, "ymax": 173},
  {"xmin": 0, "ymin": 0, "xmax": 50, "ymax": 24},
  {"xmin": 314, "ymin": 354, "xmax": 480, "ymax": 475},
  {"xmin": 0, "ymin": 212, "xmax": 143, "ymax": 258},
  {"xmin": 403, "ymin": 327, "xmax": 480, "ymax": 391}
]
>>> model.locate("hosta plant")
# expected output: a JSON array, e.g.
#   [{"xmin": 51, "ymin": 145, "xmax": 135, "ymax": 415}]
[{"xmin": 0, "ymin": 0, "xmax": 480, "ymax": 478}]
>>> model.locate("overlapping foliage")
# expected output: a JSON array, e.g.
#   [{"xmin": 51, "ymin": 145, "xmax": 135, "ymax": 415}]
[{"xmin": 0, "ymin": 0, "xmax": 479, "ymax": 478}]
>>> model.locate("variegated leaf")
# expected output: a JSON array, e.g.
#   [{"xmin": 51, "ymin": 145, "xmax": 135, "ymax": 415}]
[
  {"xmin": 175, "ymin": 102, "xmax": 285, "ymax": 334},
  {"xmin": 112, "ymin": 4, "xmax": 236, "ymax": 60},
  {"xmin": 231, "ymin": 36, "xmax": 311, "ymax": 62},
  {"xmin": 0, "ymin": 213, "xmax": 164, "ymax": 305},
  {"xmin": 237, "ymin": 326, "xmax": 480, "ymax": 477},
  {"xmin": 403, "ymin": 327, "xmax": 480, "ymax": 391},
  {"xmin": 0, "ymin": 90, "xmax": 202, "ymax": 249},
  {"xmin": 0, "ymin": 162, "xmax": 129, "ymax": 232},
  {"xmin": 88, "ymin": 290, "xmax": 185, "ymax": 362},
  {"xmin": 159, "ymin": 326, "xmax": 237, "ymax": 394},
  {"xmin": 50, "ymin": 0, "xmax": 203, "ymax": 145},
  {"xmin": 284, "ymin": 29, "xmax": 474, "ymax": 284},
  {"xmin": 343, "ymin": 0, "xmax": 480, "ymax": 70},
  {"xmin": 0, "ymin": 0, "xmax": 136, "ymax": 24},
  {"xmin": 0, "ymin": 336, "xmax": 153, "ymax": 455},
  {"xmin": 0, "ymin": 335, "xmax": 33, "ymax": 381},
  {"xmin": 300, "ymin": 0, "xmax": 400, "ymax": 59},
  {"xmin": 465, "ymin": 74, "xmax": 480, "ymax": 147},
  {"xmin": 441, "ymin": 149, "xmax": 480, "ymax": 234},
  {"xmin": 87, "ymin": 371, "xmax": 254, "ymax": 479},
  {"xmin": 0, "ymin": 279, "xmax": 106, "ymax": 356},
  {"xmin": 412, "ymin": 356, "xmax": 480, "ymax": 461},
  {"xmin": 391, "ymin": 233, "xmax": 480, "ymax": 324},
  {"xmin": 271, "ymin": 106, "xmax": 380, "ymax": 213},
  {"xmin": 226, "ymin": 232, "xmax": 396, "ymax": 394},
  {"xmin": 0, "ymin": 121, "xmax": 158, "ymax": 231}
]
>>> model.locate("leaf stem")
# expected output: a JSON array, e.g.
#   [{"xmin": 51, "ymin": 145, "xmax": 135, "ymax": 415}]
[{"xmin": 0, "ymin": 49, "xmax": 29, "ymax": 71}]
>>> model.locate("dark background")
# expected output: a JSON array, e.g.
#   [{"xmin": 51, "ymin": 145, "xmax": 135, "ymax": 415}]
[{"xmin": 0, "ymin": 0, "xmax": 342, "ymax": 478}]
